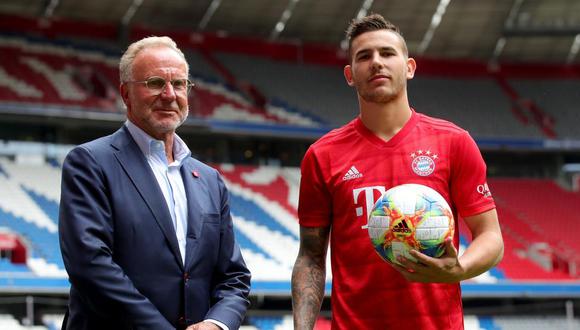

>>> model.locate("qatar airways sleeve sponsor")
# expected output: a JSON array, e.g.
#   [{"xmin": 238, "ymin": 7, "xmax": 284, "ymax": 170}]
[{"xmin": 477, "ymin": 182, "xmax": 492, "ymax": 198}]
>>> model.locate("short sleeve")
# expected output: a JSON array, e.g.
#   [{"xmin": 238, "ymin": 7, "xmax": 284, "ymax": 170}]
[
  {"xmin": 450, "ymin": 131, "xmax": 496, "ymax": 218},
  {"xmin": 297, "ymin": 146, "xmax": 332, "ymax": 227}
]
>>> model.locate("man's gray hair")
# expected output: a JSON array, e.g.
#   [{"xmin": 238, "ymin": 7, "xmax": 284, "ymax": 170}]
[{"xmin": 119, "ymin": 36, "xmax": 189, "ymax": 82}]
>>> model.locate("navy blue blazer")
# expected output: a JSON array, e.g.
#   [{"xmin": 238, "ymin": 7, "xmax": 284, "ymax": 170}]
[{"xmin": 59, "ymin": 126, "xmax": 251, "ymax": 330}]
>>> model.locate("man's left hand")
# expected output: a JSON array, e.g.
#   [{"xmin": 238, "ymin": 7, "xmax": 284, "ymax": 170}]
[
  {"xmin": 391, "ymin": 238, "xmax": 466, "ymax": 283},
  {"xmin": 186, "ymin": 321, "xmax": 221, "ymax": 330}
]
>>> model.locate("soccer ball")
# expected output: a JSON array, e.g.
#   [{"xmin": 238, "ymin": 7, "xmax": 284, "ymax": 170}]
[{"xmin": 365, "ymin": 184, "xmax": 454, "ymax": 265}]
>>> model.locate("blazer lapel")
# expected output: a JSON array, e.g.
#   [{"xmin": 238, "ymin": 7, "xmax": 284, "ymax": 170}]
[
  {"xmin": 111, "ymin": 126, "xmax": 184, "ymax": 270},
  {"xmin": 181, "ymin": 160, "xmax": 203, "ymax": 270}
]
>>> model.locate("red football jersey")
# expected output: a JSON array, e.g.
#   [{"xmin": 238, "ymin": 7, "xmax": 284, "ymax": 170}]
[{"xmin": 298, "ymin": 110, "xmax": 495, "ymax": 330}]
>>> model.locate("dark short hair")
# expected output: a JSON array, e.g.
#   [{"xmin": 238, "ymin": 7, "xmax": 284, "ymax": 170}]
[{"xmin": 345, "ymin": 13, "xmax": 408, "ymax": 59}]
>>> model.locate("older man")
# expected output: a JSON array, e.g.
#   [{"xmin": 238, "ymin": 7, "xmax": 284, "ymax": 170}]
[{"xmin": 59, "ymin": 36, "xmax": 251, "ymax": 330}]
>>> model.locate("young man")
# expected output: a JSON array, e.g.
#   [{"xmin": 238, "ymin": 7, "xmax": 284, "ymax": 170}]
[
  {"xmin": 291, "ymin": 14, "xmax": 503, "ymax": 330},
  {"xmin": 59, "ymin": 36, "xmax": 251, "ymax": 330}
]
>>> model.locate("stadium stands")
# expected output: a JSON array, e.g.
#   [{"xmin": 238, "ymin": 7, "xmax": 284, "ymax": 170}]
[
  {"xmin": 492, "ymin": 315, "xmax": 580, "ymax": 330},
  {"xmin": 509, "ymin": 79, "xmax": 580, "ymax": 139},
  {"xmin": 490, "ymin": 178, "xmax": 580, "ymax": 276},
  {"xmin": 0, "ymin": 36, "xmax": 119, "ymax": 112},
  {"xmin": 409, "ymin": 77, "xmax": 544, "ymax": 139},
  {"xmin": 215, "ymin": 52, "xmax": 358, "ymax": 126},
  {"xmin": 0, "ymin": 314, "xmax": 45, "ymax": 330},
  {"xmin": 0, "ymin": 35, "xmax": 326, "ymax": 128},
  {"xmin": 493, "ymin": 205, "xmax": 573, "ymax": 280},
  {"xmin": 3, "ymin": 33, "xmax": 580, "ymax": 142}
]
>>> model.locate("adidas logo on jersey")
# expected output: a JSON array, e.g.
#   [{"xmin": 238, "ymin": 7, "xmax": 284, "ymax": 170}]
[{"xmin": 342, "ymin": 166, "xmax": 363, "ymax": 181}]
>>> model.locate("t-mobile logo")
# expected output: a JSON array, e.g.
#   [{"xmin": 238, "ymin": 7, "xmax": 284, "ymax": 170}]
[{"xmin": 352, "ymin": 186, "xmax": 386, "ymax": 219}]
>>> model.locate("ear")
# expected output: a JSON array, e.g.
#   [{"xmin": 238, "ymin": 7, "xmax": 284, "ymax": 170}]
[
  {"xmin": 406, "ymin": 57, "xmax": 417, "ymax": 80},
  {"xmin": 344, "ymin": 65, "xmax": 355, "ymax": 87},
  {"xmin": 120, "ymin": 83, "xmax": 131, "ymax": 108}
]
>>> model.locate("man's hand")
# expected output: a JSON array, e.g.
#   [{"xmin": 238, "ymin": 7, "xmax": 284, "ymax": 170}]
[
  {"xmin": 186, "ymin": 321, "xmax": 221, "ymax": 330},
  {"xmin": 391, "ymin": 238, "xmax": 466, "ymax": 283}
]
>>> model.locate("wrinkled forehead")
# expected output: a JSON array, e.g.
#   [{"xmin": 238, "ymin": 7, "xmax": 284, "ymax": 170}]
[{"xmin": 132, "ymin": 46, "xmax": 188, "ymax": 77}]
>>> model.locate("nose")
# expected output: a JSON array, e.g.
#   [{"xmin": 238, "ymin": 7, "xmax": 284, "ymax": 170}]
[
  {"xmin": 370, "ymin": 52, "xmax": 384, "ymax": 70},
  {"xmin": 159, "ymin": 81, "xmax": 177, "ymax": 100}
]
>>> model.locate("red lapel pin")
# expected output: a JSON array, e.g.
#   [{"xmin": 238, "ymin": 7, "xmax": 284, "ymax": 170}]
[{"xmin": 192, "ymin": 170, "xmax": 199, "ymax": 178}]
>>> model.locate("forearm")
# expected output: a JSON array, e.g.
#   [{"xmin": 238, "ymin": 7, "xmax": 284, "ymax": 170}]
[
  {"xmin": 458, "ymin": 230, "xmax": 504, "ymax": 281},
  {"xmin": 292, "ymin": 255, "xmax": 326, "ymax": 330},
  {"xmin": 205, "ymin": 244, "xmax": 251, "ymax": 329}
]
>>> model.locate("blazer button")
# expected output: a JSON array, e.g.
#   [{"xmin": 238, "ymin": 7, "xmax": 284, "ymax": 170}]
[{"xmin": 184, "ymin": 272, "xmax": 189, "ymax": 281}]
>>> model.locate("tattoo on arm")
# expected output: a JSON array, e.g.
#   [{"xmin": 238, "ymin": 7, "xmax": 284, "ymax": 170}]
[{"xmin": 291, "ymin": 226, "xmax": 330, "ymax": 330}]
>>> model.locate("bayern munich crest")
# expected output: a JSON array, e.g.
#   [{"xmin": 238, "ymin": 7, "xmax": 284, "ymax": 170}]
[{"xmin": 410, "ymin": 150, "xmax": 437, "ymax": 176}]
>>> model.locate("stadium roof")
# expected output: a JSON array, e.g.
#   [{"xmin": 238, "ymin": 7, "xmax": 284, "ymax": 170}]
[{"xmin": 1, "ymin": 0, "xmax": 580, "ymax": 65}]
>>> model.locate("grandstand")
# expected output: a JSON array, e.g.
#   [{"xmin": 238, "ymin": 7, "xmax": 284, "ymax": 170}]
[{"xmin": 1, "ymin": 1, "xmax": 580, "ymax": 329}]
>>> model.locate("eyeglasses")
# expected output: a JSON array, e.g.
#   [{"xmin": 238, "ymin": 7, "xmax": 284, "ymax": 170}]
[{"xmin": 125, "ymin": 76, "xmax": 194, "ymax": 94}]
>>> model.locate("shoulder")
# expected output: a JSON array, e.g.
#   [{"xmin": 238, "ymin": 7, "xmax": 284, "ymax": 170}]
[
  {"xmin": 73, "ymin": 126, "xmax": 131, "ymax": 155},
  {"xmin": 309, "ymin": 118, "xmax": 359, "ymax": 154},
  {"xmin": 416, "ymin": 112, "xmax": 467, "ymax": 135},
  {"xmin": 64, "ymin": 132, "xmax": 117, "ymax": 163},
  {"xmin": 77, "ymin": 135, "xmax": 116, "ymax": 154},
  {"xmin": 415, "ymin": 112, "xmax": 473, "ymax": 144},
  {"xmin": 63, "ymin": 128, "xmax": 136, "ymax": 170}
]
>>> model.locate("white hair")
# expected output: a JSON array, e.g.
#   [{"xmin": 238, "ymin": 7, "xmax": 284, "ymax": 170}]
[{"xmin": 119, "ymin": 36, "xmax": 189, "ymax": 82}]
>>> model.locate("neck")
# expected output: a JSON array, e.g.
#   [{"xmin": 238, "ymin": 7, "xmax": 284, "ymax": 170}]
[
  {"xmin": 358, "ymin": 96, "xmax": 412, "ymax": 142},
  {"xmin": 146, "ymin": 128, "xmax": 175, "ymax": 163},
  {"xmin": 126, "ymin": 119, "xmax": 177, "ymax": 162},
  {"xmin": 160, "ymin": 134, "xmax": 175, "ymax": 163}
]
